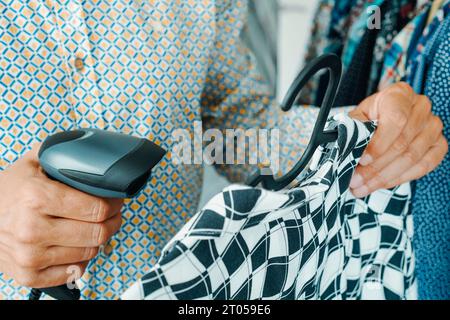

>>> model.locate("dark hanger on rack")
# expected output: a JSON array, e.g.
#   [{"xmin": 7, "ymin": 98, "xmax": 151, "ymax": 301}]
[{"xmin": 246, "ymin": 53, "xmax": 343, "ymax": 191}]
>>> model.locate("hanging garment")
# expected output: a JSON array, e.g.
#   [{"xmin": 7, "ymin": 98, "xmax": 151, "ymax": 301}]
[
  {"xmin": 329, "ymin": 0, "xmax": 359, "ymax": 42},
  {"xmin": 336, "ymin": 0, "xmax": 418, "ymax": 106},
  {"xmin": 307, "ymin": 0, "xmax": 386, "ymax": 107},
  {"xmin": 313, "ymin": 0, "xmax": 357, "ymax": 107},
  {"xmin": 366, "ymin": 0, "xmax": 417, "ymax": 94},
  {"xmin": 409, "ymin": 13, "xmax": 450, "ymax": 300},
  {"xmin": 334, "ymin": 2, "xmax": 387, "ymax": 106},
  {"xmin": 426, "ymin": 0, "xmax": 446, "ymax": 25},
  {"xmin": 341, "ymin": 0, "xmax": 386, "ymax": 70},
  {"xmin": 297, "ymin": 0, "xmax": 335, "ymax": 105},
  {"xmin": 407, "ymin": 3, "xmax": 450, "ymax": 92},
  {"xmin": 378, "ymin": 3, "xmax": 431, "ymax": 90},
  {"xmin": 122, "ymin": 114, "xmax": 417, "ymax": 300}
]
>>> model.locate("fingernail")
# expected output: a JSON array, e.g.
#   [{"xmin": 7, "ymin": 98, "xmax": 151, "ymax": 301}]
[
  {"xmin": 351, "ymin": 185, "xmax": 370, "ymax": 198},
  {"xmin": 350, "ymin": 174, "xmax": 364, "ymax": 189},
  {"xmin": 359, "ymin": 154, "xmax": 373, "ymax": 166}
]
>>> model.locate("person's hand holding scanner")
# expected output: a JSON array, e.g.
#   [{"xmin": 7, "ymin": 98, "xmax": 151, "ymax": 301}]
[
  {"xmin": 349, "ymin": 82, "xmax": 448, "ymax": 198},
  {"xmin": 0, "ymin": 145, "xmax": 123, "ymax": 288}
]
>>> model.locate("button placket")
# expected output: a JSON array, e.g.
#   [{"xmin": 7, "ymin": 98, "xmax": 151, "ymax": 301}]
[
  {"xmin": 56, "ymin": 1, "xmax": 105, "ymax": 129},
  {"xmin": 74, "ymin": 55, "xmax": 85, "ymax": 71},
  {"xmin": 30, "ymin": 0, "xmax": 78, "ymax": 129}
]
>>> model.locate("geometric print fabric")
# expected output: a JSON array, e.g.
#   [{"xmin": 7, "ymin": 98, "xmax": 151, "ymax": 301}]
[
  {"xmin": 0, "ymin": 0, "xmax": 307, "ymax": 299},
  {"xmin": 122, "ymin": 114, "xmax": 417, "ymax": 300}
]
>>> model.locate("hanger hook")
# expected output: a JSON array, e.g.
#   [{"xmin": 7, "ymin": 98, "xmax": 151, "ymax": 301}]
[{"xmin": 247, "ymin": 53, "xmax": 342, "ymax": 191}]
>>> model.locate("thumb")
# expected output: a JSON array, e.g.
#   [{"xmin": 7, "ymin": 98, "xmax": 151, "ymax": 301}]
[
  {"xmin": 20, "ymin": 142, "xmax": 43, "ymax": 171},
  {"xmin": 349, "ymin": 93, "xmax": 379, "ymax": 122},
  {"xmin": 26, "ymin": 142, "xmax": 43, "ymax": 160}
]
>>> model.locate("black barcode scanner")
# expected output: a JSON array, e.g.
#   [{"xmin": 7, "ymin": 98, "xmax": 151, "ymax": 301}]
[{"xmin": 29, "ymin": 129, "xmax": 166, "ymax": 300}]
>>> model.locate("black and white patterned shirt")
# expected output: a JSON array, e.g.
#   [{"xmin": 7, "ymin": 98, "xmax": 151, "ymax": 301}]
[{"xmin": 122, "ymin": 114, "xmax": 417, "ymax": 300}]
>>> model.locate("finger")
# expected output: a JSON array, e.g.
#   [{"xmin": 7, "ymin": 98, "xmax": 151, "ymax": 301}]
[
  {"xmin": 0, "ymin": 257, "xmax": 88, "ymax": 288},
  {"xmin": 9, "ymin": 143, "xmax": 43, "ymax": 176},
  {"xmin": 12, "ymin": 245, "xmax": 99, "ymax": 270},
  {"xmin": 35, "ymin": 261, "xmax": 89, "ymax": 288},
  {"xmin": 45, "ymin": 246, "xmax": 99, "ymax": 268},
  {"xmin": 38, "ymin": 177, "xmax": 124, "ymax": 222},
  {"xmin": 23, "ymin": 142, "xmax": 42, "ymax": 162},
  {"xmin": 0, "ymin": 229, "xmax": 99, "ymax": 270},
  {"xmin": 364, "ymin": 95, "xmax": 430, "ymax": 168},
  {"xmin": 22, "ymin": 143, "xmax": 45, "ymax": 177},
  {"xmin": 352, "ymin": 135, "xmax": 448, "ymax": 198},
  {"xmin": 46, "ymin": 213, "xmax": 122, "ymax": 247},
  {"xmin": 392, "ymin": 135, "xmax": 448, "ymax": 185},
  {"xmin": 348, "ymin": 94, "xmax": 377, "ymax": 122},
  {"xmin": 360, "ymin": 83, "xmax": 416, "ymax": 165},
  {"xmin": 351, "ymin": 112, "xmax": 439, "ymax": 189},
  {"xmin": 0, "ymin": 238, "xmax": 14, "ymax": 263}
]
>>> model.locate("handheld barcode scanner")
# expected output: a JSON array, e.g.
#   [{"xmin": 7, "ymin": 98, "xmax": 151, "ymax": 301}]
[{"xmin": 29, "ymin": 129, "xmax": 166, "ymax": 300}]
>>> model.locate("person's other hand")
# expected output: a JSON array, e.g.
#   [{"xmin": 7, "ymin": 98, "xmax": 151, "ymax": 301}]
[
  {"xmin": 0, "ymin": 144, "xmax": 124, "ymax": 288},
  {"xmin": 348, "ymin": 82, "xmax": 448, "ymax": 198}
]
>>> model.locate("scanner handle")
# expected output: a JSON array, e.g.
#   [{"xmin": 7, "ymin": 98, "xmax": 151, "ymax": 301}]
[{"xmin": 30, "ymin": 285, "xmax": 81, "ymax": 300}]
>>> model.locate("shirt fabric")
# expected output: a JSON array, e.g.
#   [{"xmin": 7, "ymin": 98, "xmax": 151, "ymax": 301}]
[
  {"xmin": 378, "ymin": 2, "xmax": 430, "ymax": 90},
  {"xmin": 300, "ymin": 0, "xmax": 383, "ymax": 107},
  {"xmin": 0, "ymin": 0, "xmax": 315, "ymax": 300},
  {"xmin": 408, "ymin": 10, "xmax": 450, "ymax": 300},
  {"xmin": 407, "ymin": 2, "xmax": 450, "ymax": 92},
  {"xmin": 312, "ymin": 0, "xmax": 357, "ymax": 107},
  {"xmin": 297, "ymin": 0, "xmax": 335, "ymax": 106},
  {"xmin": 341, "ymin": 0, "xmax": 385, "ymax": 69},
  {"xmin": 366, "ymin": 0, "xmax": 416, "ymax": 95},
  {"xmin": 336, "ymin": 0, "xmax": 417, "ymax": 106},
  {"xmin": 335, "ymin": 2, "xmax": 386, "ymax": 107},
  {"xmin": 122, "ymin": 114, "xmax": 417, "ymax": 300}
]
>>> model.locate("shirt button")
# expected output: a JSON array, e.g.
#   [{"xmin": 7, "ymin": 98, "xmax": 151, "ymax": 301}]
[{"xmin": 74, "ymin": 56, "xmax": 85, "ymax": 71}]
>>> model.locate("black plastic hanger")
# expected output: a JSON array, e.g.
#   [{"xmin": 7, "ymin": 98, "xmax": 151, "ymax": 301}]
[{"xmin": 246, "ymin": 53, "xmax": 342, "ymax": 191}]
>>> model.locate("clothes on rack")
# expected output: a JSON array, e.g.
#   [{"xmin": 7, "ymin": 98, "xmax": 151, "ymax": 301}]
[
  {"xmin": 378, "ymin": 3, "xmax": 431, "ymax": 90},
  {"xmin": 367, "ymin": 0, "xmax": 417, "ymax": 94},
  {"xmin": 334, "ymin": 2, "xmax": 386, "ymax": 106},
  {"xmin": 313, "ymin": 0, "xmax": 358, "ymax": 107},
  {"xmin": 312, "ymin": 0, "xmax": 360, "ymax": 106},
  {"xmin": 341, "ymin": 0, "xmax": 385, "ymax": 69},
  {"xmin": 122, "ymin": 114, "xmax": 416, "ymax": 300},
  {"xmin": 304, "ymin": 0, "xmax": 419, "ymax": 107},
  {"xmin": 297, "ymin": 0, "xmax": 335, "ymax": 105},
  {"xmin": 426, "ymin": 0, "xmax": 446, "ymax": 24},
  {"xmin": 305, "ymin": 0, "xmax": 388, "ymax": 107},
  {"xmin": 336, "ymin": 0, "xmax": 418, "ymax": 106},
  {"xmin": 406, "ymin": 4, "xmax": 450, "ymax": 300},
  {"xmin": 408, "ymin": 3, "xmax": 450, "ymax": 92},
  {"xmin": 407, "ymin": 3, "xmax": 450, "ymax": 93}
]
